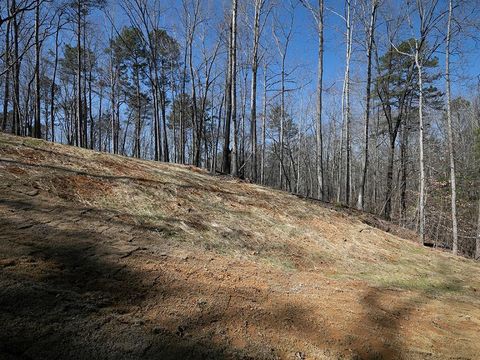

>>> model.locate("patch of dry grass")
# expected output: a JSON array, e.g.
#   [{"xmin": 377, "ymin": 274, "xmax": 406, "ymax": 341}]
[{"xmin": 1, "ymin": 132, "xmax": 480, "ymax": 301}]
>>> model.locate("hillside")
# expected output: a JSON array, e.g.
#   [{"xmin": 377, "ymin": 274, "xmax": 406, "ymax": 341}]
[{"xmin": 0, "ymin": 132, "xmax": 479, "ymax": 360}]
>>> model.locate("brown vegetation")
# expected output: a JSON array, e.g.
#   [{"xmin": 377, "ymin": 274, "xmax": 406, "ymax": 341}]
[{"xmin": 1, "ymin": 133, "xmax": 479, "ymax": 359}]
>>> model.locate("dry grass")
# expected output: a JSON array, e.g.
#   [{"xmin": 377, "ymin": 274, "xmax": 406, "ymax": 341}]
[
  {"xmin": 2, "ymin": 133, "xmax": 480, "ymax": 359},
  {"xmin": 1, "ymin": 132, "xmax": 479, "ymax": 300}
]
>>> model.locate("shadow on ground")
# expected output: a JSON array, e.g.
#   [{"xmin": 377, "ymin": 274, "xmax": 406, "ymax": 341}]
[
  {"xmin": 0, "ymin": 196, "xmax": 252, "ymax": 359},
  {"xmin": 0, "ymin": 152, "xmax": 470, "ymax": 359}
]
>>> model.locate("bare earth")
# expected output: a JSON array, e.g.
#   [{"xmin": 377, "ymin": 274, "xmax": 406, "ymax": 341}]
[{"xmin": 0, "ymin": 133, "xmax": 479, "ymax": 360}]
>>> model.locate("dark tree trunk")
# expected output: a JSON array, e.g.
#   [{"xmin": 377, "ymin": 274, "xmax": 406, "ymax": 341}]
[
  {"xmin": 50, "ymin": 13, "xmax": 61, "ymax": 142},
  {"xmin": 384, "ymin": 137, "xmax": 395, "ymax": 220},
  {"xmin": 400, "ymin": 117, "xmax": 409, "ymax": 222},
  {"xmin": 76, "ymin": 0, "xmax": 82, "ymax": 147},
  {"xmin": 33, "ymin": 0, "xmax": 41, "ymax": 138},
  {"xmin": 359, "ymin": 0, "xmax": 378, "ymax": 210},
  {"xmin": 12, "ymin": 0, "xmax": 21, "ymax": 135},
  {"xmin": 2, "ymin": 0, "xmax": 11, "ymax": 131},
  {"xmin": 222, "ymin": 3, "xmax": 235, "ymax": 174}
]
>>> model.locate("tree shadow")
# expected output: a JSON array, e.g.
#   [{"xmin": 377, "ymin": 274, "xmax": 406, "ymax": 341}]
[
  {"xmin": 0, "ymin": 198, "xmax": 255, "ymax": 359},
  {"xmin": 1, "ymin": 192, "xmax": 327, "ymax": 360},
  {"xmin": 0, "ymin": 165, "xmax": 472, "ymax": 359},
  {"xmin": 347, "ymin": 259, "xmax": 463, "ymax": 359}
]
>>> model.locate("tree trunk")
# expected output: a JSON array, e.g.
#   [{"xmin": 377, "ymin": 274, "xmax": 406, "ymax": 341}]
[
  {"xmin": 336, "ymin": 116, "xmax": 344, "ymax": 203},
  {"xmin": 222, "ymin": 5, "xmax": 234, "ymax": 174},
  {"xmin": 415, "ymin": 48, "xmax": 426, "ymax": 244},
  {"xmin": 315, "ymin": 0, "xmax": 325, "ymax": 200},
  {"xmin": 170, "ymin": 64, "xmax": 177, "ymax": 162},
  {"xmin": 180, "ymin": 36, "xmax": 188, "ymax": 164},
  {"xmin": 213, "ymin": 93, "xmax": 224, "ymax": 172},
  {"xmin": 50, "ymin": 13, "xmax": 61, "ymax": 143},
  {"xmin": 358, "ymin": 0, "xmax": 377, "ymax": 210},
  {"xmin": 2, "ymin": 0, "xmax": 11, "ymax": 131},
  {"xmin": 189, "ymin": 28, "xmax": 200, "ymax": 166},
  {"xmin": 151, "ymin": 82, "xmax": 160, "ymax": 160},
  {"xmin": 384, "ymin": 137, "xmax": 395, "ymax": 220},
  {"xmin": 82, "ymin": 20, "xmax": 88, "ymax": 147},
  {"xmin": 12, "ymin": 0, "xmax": 21, "ymax": 135},
  {"xmin": 249, "ymin": 0, "xmax": 262, "ymax": 182},
  {"xmin": 261, "ymin": 62, "xmax": 267, "ymax": 185},
  {"xmin": 135, "ymin": 69, "xmax": 141, "ymax": 158},
  {"xmin": 109, "ymin": 48, "xmax": 117, "ymax": 154},
  {"xmin": 250, "ymin": 63, "xmax": 258, "ymax": 181},
  {"xmin": 446, "ymin": 0, "xmax": 459, "ymax": 255},
  {"xmin": 343, "ymin": 0, "xmax": 352, "ymax": 205},
  {"xmin": 373, "ymin": 104, "xmax": 380, "ymax": 211},
  {"xmin": 300, "ymin": 0, "xmax": 325, "ymax": 200},
  {"xmin": 231, "ymin": 0, "xmax": 238, "ymax": 176},
  {"xmin": 280, "ymin": 56, "xmax": 285, "ymax": 189},
  {"xmin": 76, "ymin": 0, "xmax": 82, "ymax": 147},
  {"xmin": 147, "ymin": 30, "xmax": 161, "ymax": 162},
  {"xmin": 400, "ymin": 112, "xmax": 409, "ymax": 222},
  {"xmin": 273, "ymin": 6, "xmax": 294, "ymax": 190},
  {"xmin": 98, "ymin": 84, "xmax": 103, "ymax": 151},
  {"xmin": 88, "ymin": 56, "xmax": 94, "ymax": 149},
  {"xmin": 240, "ymin": 73, "xmax": 247, "ymax": 177},
  {"xmin": 33, "ymin": 0, "xmax": 41, "ymax": 138},
  {"xmin": 160, "ymin": 88, "xmax": 169, "ymax": 162},
  {"xmin": 44, "ymin": 77, "xmax": 49, "ymax": 140}
]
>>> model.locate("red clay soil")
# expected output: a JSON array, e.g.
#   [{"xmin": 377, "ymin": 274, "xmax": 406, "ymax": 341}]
[{"xmin": 0, "ymin": 134, "xmax": 479, "ymax": 360}]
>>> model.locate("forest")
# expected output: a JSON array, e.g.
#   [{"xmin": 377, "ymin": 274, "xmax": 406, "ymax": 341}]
[{"xmin": 1, "ymin": 0, "xmax": 479, "ymax": 258}]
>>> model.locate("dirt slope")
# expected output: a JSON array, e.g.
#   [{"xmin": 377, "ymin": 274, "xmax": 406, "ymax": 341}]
[{"xmin": 0, "ymin": 133, "xmax": 479, "ymax": 360}]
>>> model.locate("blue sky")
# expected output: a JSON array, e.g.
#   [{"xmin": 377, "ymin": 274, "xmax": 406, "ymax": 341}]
[{"xmin": 79, "ymin": 0, "xmax": 480, "ymax": 119}]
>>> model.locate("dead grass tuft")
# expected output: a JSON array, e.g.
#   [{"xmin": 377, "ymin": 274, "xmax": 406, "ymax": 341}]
[
  {"xmin": 4, "ymin": 165, "xmax": 28, "ymax": 175},
  {"xmin": 51, "ymin": 175, "xmax": 114, "ymax": 202}
]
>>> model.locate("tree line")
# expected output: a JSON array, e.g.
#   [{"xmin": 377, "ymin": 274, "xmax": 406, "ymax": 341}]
[{"xmin": 1, "ymin": 0, "xmax": 479, "ymax": 259}]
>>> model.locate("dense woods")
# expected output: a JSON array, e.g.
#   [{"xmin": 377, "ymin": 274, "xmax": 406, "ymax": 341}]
[{"xmin": 1, "ymin": 0, "xmax": 480, "ymax": 258}]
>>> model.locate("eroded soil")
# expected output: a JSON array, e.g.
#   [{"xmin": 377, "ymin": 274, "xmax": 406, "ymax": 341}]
[{"xmin": 1, "ymin": 134, "xmax": 479, "ymax": 359}]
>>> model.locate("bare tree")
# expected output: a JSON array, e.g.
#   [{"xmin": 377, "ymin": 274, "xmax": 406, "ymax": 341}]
[
  {"xmin": 260, "ymin": 59, "xmax": 268, "ymax": 184},
  {"xmin": 222, "ymin": 0, "xmax": 238, "ymax": 175},
  {"xmin": 0, "ymin": 0, "xmax": 38, "ymax": 28},
  {"xmin": 122, "ymin": 0, "xmax": 163, "ymax": 161},
  {"xmin": 445, "ymin": 0, "xmax": 459, "ymax": 254},
  {"xmin": 49, "ymin": 8, "xmax": 65, "ymax": 143},
  {"xmin": 75, "ymin": 0, "xmax": 82, "ymax": 147},
  {"xmin": 195, "ymin": 18, "xmax": 221, "ymax": 167},
  {"xmin": 342, "ymin": 0, "xmax": 353, "ymax": 205},
  {"xmin": 408, "ymin": 0, "xmax": 444, "ymax": 244},
  {"xmin": 33, "ymin": 0, "xmax": 41, "ymax": 138},
  {"xmin": 231, "ymin": 0, "xmax": 238, "ymax": 176},
  {"xmin": 300, "ymin": 0, "xmax": 325, "ymax": 200},
  {"xmin": 415, "ymin": 41, "xmax": 426, "ymax": 243},
  {"xmin": 249, "ymin": 0, "xmax": 268, "ymax": 182},
  {"xmin": 2, "ymin": 0, "xmax": 12, "ymax": 131},
  {"xmin": 358, "ymin": 0, "xmax": 379, "ymax": 210},
  {"xmin": 273, "ymin": 1, "xmax": 294, "ymax": 190}
]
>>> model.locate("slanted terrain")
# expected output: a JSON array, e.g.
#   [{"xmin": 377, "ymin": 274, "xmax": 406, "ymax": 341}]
[{"xmin": 0, "ymin": 133, "xmax": 479, "ymax": 359}]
